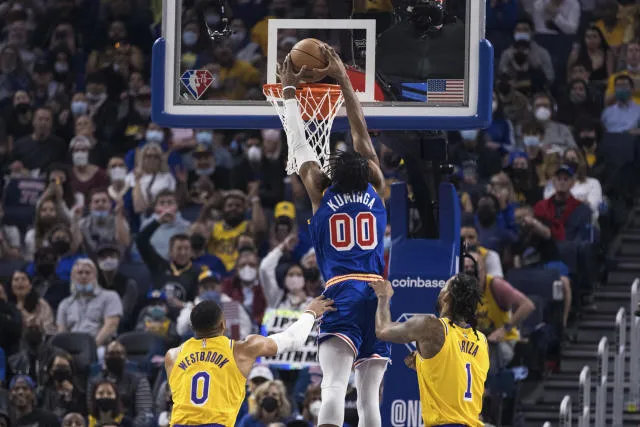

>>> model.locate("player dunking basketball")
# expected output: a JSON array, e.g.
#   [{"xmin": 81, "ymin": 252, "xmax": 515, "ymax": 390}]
[
  {"xmin": 369, "ymin": 274, "xmax": 489, "ymax": 427},
  {"xmin": 278, "ymin": 45, "xmax": 388, "ymax": 427}
]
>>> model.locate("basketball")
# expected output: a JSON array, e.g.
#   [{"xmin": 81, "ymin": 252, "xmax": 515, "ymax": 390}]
[{"xmin": 290, "ymin": 38, "xmax": 328, "ymax": 82}]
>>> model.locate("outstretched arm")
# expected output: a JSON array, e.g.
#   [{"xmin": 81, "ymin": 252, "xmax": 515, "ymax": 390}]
[
  {"xmin": 279, "ymin": 55, "xmax": 327, "ymax": 212},
  {"xmin": 369, "ymin": 280, "xmax": 445, "ymax": 359},
  {"xmin": 321, "ymin": 45, "xmax": 385, "ymax": 195}
]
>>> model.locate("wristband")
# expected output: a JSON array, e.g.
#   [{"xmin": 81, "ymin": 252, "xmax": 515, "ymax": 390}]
[
  {"xmin": 283, "ymin": 85, "xmax": 297, "ymax": 92},
  {"xmin": 304, "ymin": 309, "xmax": 318, "ymax": 320}
]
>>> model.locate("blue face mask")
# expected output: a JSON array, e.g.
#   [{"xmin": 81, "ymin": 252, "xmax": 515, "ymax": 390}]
[
  {"xmin": 75, "ymin": 283, "xmax": 94, "ymax": 294},
  {"xmin": 523, "ymin": 136, "xmax": 540, "ymax": 147},
  {"xmin": 91, "ymin": 210, "xmax": 109, "ymax": 218},
  {"xmin": 615, "ymin": 88, "xmax": 632, "ymax": 102},
  {"xmin": 182, "ymin": 31, "xmax": 198, "ymax": 47},
  {"xmin": 149, "ymin": 305, "xmax": 167, "ymax": 319},
  {"xmin": 71, "ymin": 101, "xmax": 88, "ymax": 115},
  {"xmin": 196, "ymin": 132, "xmax": 213, "ymax": 145},
  {"xmin": 146, "ymin": 130, "xmax": 164, "ymax": 143}
]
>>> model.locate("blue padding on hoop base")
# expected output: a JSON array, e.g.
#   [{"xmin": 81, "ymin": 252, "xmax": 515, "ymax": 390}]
[
  {"xmin": 151, "ymin": 37, "xmax": 493, "ymax": 130},
  {"xmin": 379, "ymin": 181, "xmax": 461, "ymax": 425}
]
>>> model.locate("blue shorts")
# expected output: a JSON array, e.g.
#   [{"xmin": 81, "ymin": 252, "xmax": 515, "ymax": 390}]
[
  {"xmin": 318, "ymin": 278, "xmax": 391, "ymax": 366},
  {"xmin": 543, "ymin": 261, "xmax": 570, "ymax": 278}
]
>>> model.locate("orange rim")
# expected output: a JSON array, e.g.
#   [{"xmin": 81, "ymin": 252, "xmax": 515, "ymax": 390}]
[{"xmin": 263, "ymin": 83, "xmax": 343, "ymax": 121}]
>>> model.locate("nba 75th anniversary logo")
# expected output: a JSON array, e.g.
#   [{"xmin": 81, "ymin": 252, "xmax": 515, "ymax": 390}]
[{"xmin": 181, "ymin": 69, "xmax": 214, "ymax": 100}]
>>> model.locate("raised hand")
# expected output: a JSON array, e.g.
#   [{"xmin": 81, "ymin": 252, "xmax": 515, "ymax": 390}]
[
  {"xmin": 278, "ymin": 54, "xmax": 308, "ymax": 89},
  {"xmin": 368, "ymin": 280, "xmax": 394, "ymax": 299},
  {"xmin": 305, "ymin": 295, "xmax": 336, "ymax": 318},
  {"xmin": 320, "ymin": 44, "xmax": 348, "ymax": 82}
]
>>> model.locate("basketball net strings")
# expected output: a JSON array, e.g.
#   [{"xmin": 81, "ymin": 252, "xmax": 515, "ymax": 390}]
[{"xmin": 265, "ymin": 86, "xmax": 345, "ymax": 177}]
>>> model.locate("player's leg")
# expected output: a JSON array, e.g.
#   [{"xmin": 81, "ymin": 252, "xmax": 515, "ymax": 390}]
[
  {"xmin": 354, "ymin": 358, "xmax": 387, "ymax": 427},
  {"xmin": 318, "ymin": 337, "xmax": 355, "ymax": 427}
]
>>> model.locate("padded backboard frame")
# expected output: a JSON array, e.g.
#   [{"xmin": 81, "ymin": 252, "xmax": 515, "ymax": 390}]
[{"xmin": 151, "ymin": 0, "xmax": 493, "ymax": 131}]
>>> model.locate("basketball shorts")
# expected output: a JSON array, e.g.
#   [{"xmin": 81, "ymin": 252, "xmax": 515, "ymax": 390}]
[{"xmin": 318, "ymin": 277, "xmax": 391, "ymax": 367}]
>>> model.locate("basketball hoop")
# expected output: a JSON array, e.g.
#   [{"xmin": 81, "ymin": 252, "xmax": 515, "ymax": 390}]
[{"xmin": 263, "ymin": 83, "xmax": 344, "ymax": 176}]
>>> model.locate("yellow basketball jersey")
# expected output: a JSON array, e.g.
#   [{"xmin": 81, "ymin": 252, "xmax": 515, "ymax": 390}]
[
  {"xmin": 209, "ymin": 221, "xmax": 249, "ymax": 272},
  {"xmin": 476, "ymin": 275, "xmax": 520, "ymax": 342},
  {"xmin": 415, "ymin": 318, "xmax": 489, "ymax": 427},
  {"xmin": 169, "ymin": 336, "xmax": 246, "ymax": 427}
]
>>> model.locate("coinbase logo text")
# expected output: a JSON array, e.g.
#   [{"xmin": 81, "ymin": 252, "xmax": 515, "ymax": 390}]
[{"xmin": 391, "ymin": 277, "xmax": 446, "ymax": 288}]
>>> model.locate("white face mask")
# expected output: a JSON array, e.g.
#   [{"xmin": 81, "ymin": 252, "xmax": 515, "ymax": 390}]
[
  {"xmin": 110, "ymin": 166, "xmax": 127, "ymax": 182},
  {"xmin": 285, "ymin": 275, "xmax": 305, "ymax": 292},
  {"xmin": 247, "ymin": 145, "xmax": 262, "ymax": 163},
  {"xmin": 523, "ymin": 135, "xmax": 541, "ymax": 147},
  {"xmin": 309, "ymin": 400, "xmax": 322, "ymax": 417},
  {"xmin": 534, "ymin": 106, "xmax": 552, "ymax": 121},
  {"xmin": 492, "ymin": 100, "xmax": 498, "ymax": 113},
  {"xmin": 98, "ymin": 257, "xmax": 119, "ymax": 272},
  {"xmin": 238, "ymin": 265, "xmax": 257, "ymax": 282},
  {"xmin": 460, "ymin": 129, "xmax": 478, "ymax": 141},
  {"xmin": 72, "ymin": 151, "xmax": 89, "ymax": 166}
]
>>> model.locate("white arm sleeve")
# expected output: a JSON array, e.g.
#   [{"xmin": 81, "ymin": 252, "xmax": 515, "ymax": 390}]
[
  {"xmin": 284, "ymin": 98, "xmax": 321, "ymax": 173},
  {"xmin": 268, "ymin": 312, "xmax": 316, "ymax": 353}
]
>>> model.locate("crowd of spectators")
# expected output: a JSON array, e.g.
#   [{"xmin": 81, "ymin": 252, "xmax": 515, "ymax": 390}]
[{"xmin": 0, "ymin": 0, "xmax": 637, "ymax": 426}]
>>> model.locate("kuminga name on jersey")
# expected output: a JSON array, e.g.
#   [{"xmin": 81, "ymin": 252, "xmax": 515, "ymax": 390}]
[{"xmin": 308, "ymin": 183, "xmax": 386, "ymax": 281}]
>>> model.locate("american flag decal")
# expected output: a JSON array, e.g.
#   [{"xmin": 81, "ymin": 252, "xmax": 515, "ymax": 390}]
[{"xmin": 426, "ymin": 79, "xmax": 465, "ymax": 104}]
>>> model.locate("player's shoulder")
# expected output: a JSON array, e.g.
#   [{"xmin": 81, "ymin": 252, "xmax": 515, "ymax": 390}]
[{"xmin": 165, "ymin": 345, "xmax": 183, "ymax": 362}]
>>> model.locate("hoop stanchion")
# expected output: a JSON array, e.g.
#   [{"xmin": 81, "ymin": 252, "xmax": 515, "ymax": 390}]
[
  {"xmin": 263, "ymin": 83, "xmax": 344, "ymax": 176},
  {"xmin": 613, "ymin": 307, "xmax": 626, "ymax": 427},
  {"xmin": 578, "ymin": 366, "xmax": 590, "ymax": 427},
  {"xmin": 628, "ymin": 279, "xmax": 640, "ymax": 413},
  {"xmin": 560, "ymin": 395, "xmax": 572, "ymax": 427},
  {"xmin": 595, "ymin": 336, "xmax": 608, "ymax": 427}
]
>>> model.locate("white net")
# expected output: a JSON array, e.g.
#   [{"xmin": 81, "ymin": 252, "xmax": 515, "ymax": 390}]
[{"xmin": 263, "ymin": 84, "xmax": 344, "ymax": 176}]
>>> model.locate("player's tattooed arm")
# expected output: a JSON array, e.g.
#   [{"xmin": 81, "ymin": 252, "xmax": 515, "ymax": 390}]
[{"xmin": 369, "ymin": 281, "xmax": 445, "ymax": 357}]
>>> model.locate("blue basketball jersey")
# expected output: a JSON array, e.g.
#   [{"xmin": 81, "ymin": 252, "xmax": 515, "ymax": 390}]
[{"xmin": 308, "ymin": 183, "xmax": 386, "ymax": 281}]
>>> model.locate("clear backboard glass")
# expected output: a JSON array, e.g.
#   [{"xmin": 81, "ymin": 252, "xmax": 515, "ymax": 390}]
[{"xmin": 152, "ymin": 0, "xmax": 493, "ymax": 130}]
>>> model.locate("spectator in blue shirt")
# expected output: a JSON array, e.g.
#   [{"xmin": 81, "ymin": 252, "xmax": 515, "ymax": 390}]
[{"xmin": 601, "ymin": 74, "xmax": 640, "ymax": 133}]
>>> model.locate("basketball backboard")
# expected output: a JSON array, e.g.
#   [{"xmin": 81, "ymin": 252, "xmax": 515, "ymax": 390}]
[{"xmin": 151, "ymin": 0, "xmax": 493, "ymax": 131}]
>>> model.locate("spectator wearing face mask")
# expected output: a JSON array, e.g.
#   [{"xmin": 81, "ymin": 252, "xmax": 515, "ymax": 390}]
[
  {"xmin": 87, "ymin": 380, "xmax": 133, "ymax": 427},
  {"xmin": 88, "ymin": 342, "xmax": 152, "ymax": 427},
  {"xmin": 451, "ymin": 129, "xmax": 503, "ymax": 182},
  {"xmin": 57, "ymin": 259, "xmax": 123, "ymax": 347},
  {"xmin": 129, "ymin": 143, "xmax": 177, "ymax": 217},
  {"xmin": 84, "ymin": 73, "xmax": 119, "ymax": 143},
  {"xmin": 186, "ymin": 143, "xmax": 231, "ymax": 202},
  {"xmin": 505, "ymin": 151, "xmax": 545, "ymax": 205},
  {"xmin": 7, "ymin": 316, "xmax": 62, "ymax": 385},
  {"xmin": 209, "ymin": 191, "xmax": 266, "ymax": 272},
  {"xmin": 96, "ymin": 242, "xmax": 138, "ymax": 329},
  {"xmin": 299, "ymin": 384, "xmax": 321, "ymax": 427},
  {"xmin": 237, "ymin": 380, "xmax": 292, "ymax": 427},
  {"xmin": 9, "ymin": 270, "xmax": 56, "ymax": 335},
  {"xmin": 40, "ymin": 353, "xmax": 86, "ymax": 418},
  {"xmin": 69, "ymin": 136, "xmax": 110, "ymax": 201},
  {"xmin": 574, "ymin": 119, "xmax": 601, "ymax": 171},
  {"xmin": 556, "ymin": 79, "xmax": 601, "ymax": 126},
  {"xmin": 30, "ymin": 246, "xmax": 70, "ymax": 313},
  {"xmin": 222, "ymin": 250, "xmax": 267, "ymax": 326},
  {"xmin": 188, "ymin": 222, "xmax": 227, "ymax": 278},
  {"xmin": 25, "ymin": 224, "xmax": 84, "ymax": 284},
  {"xmin": 472, "ymin": 194, "xmax": 518, "ymax": 256},
  {"xmin": 601, "ymin": 75, "xmax": 640, "ymax": 133},
  {"xmin": 79, "ymin": 188, "xmax": 130, "ymax": 253},
  {"xmin": 135, "ymin": 290, "xmax": 178, "ymax": 345},
  {"xmin": 194, "ymin": 129, "xmax": 233, "ymax": 170},
  {"xmin": 176, "ymin": 270, "xmax": 254, "ymax": 340},
  {"xmin": 6, "ymin": 91, "xmax": 34, "ymax": 144},
  {"xmin": 499, "ymin": 18, "xmax": 555, "ymax": 83},
  {"xmin": 8, "ymin": 375, "xmax": 60, "ymax": 427},
  {"xmin": 106, "ymin": 157, "xmax": 130, "ymax": 202},
  {"xmin": 124, "ymin": 124, "xmax": 182, "ymax": 174},
  {"xmin": 11, "ymin": 107, "xmax": 66, "ymax": 173},
  {"xmin": 605, "ymin": 41, "xmax": 640, "ymax": 105},
  {"xmin": 73, "ymin": 115, "xmax": 113, "ymax": 169},
  {"xmin": 531, "ymin": 93, "xmax": 576, "ymax": 151},
  {"xmin": 494, "ymin": 73, "xmax": 532, "ymax": 124},
  {"xmin": 260, "ymin": 235, "xmax": 314, "ymax": 311}
]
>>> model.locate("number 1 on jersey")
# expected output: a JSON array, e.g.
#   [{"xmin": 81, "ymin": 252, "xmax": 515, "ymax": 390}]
[{"xmin": 464, "ymin": 363, "xmax": 472, "ymax": 401}]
